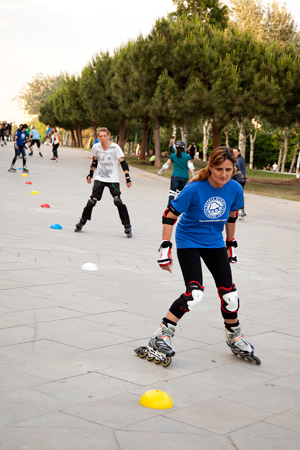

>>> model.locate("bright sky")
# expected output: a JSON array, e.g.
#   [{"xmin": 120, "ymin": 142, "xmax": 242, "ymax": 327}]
[{"xmin": 1, "ymin": 0, "xmax": 300, "ymax": 123}]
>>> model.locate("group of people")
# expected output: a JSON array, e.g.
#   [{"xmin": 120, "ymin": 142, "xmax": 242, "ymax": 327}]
[
  {"xmin": 7, "ymin": 125, "xmax": 61, "ymax": 173},
  {"xmin": 0, "ymin": 121, "xmax": 13, "ymax": 145},
  {"xmin": 73, "ymin": 127, "xmax": 258, "ymax": 365}
]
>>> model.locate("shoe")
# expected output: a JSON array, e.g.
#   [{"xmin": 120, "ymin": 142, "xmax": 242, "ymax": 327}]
[
  {"xmin": 50, "ymin": 157, "xmax": 56, "ymax": 160},
  {"xmin": 124, "ymin": 225, "xmax": 132, "ymax": 238},
  {"xmin": 23, "ymin": 166, "xmax": 29, "ymax": 173},
  {"xmin": 39, "ymin": 152, "xmax": 43, "ymax": 157},
  {"xmin": 74, "ymin": 220, "xmax": 86, "ymax": 232},
  {"xmin": 8, "ymin": 166, "xmax": 16, "ymax": 172},
  {"xmin": 29, "ymin": 151, "xmax": 33, "ymax": 156}
]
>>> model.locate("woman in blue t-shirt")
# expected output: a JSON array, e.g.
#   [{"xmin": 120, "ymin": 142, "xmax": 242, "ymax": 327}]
[
  {"xmin": 136, "ymin": 146, "xmax": 260, "ymax": 366},
  {"xmin": 158, "ymin": 141, "xmax": 195, "ymax": 206}
]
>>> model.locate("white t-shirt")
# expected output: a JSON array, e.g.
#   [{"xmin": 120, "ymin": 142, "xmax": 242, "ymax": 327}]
[{"xmin": 92, "ymin": 142, "xmax": 124, "ymax": 182}]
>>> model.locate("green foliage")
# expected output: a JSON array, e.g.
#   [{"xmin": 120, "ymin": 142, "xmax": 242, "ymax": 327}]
[{"xmin": 171, "ymin": 0, "xmax": 229, "ymax": 29}]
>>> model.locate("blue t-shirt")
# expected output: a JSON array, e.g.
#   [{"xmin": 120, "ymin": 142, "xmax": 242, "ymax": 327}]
[
  {"xmin": 30, "ymin": 128, "xmax": 40, "ymax": 140},
  {"xmin": 16, "ymin": 130, "xmax": 28, "ymax": 146},
  {"xmin": 171, "ymin": 179, "xmax": 244, "ymax": 248},
  {"xmin": 169, "ymin": 152, "xmax": 191, "ymax": 178}
]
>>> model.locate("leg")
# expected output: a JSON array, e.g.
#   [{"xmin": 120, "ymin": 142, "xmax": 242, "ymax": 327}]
[
  {"xmin": 174, "ymin": 177, "xmax": 188, "ymax": 200},
  {"xmin": 201, "ymin": 248, "xmax": 257, "ymax": 360},
  {"xmin": 168, "ymin": 176, "xmax": 180, "ymax": 206},
  {"xmin": 75, "ymin": 181, "xmax": 105, "ymax": 231},
  {"xmin": 149, "ymin": 248, "xmax": 204, "ymax": 356},
  {"xmin": 108, "ymin": 183, "xmax": 132, "ymax": 236}
]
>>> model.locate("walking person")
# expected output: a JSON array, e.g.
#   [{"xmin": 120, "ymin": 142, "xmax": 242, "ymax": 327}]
[
  {"xmin": 46, "ymin": 125, "xmax": 51, "ymax": 145},
  {"xmin": 232, "ymin": 148, "xmax": 247, "ymax": 218},
  {"xmin": 158, "ymin": 140, "xmax": 195, "ymax": 206},
  {"xmin": 136, "ymin": 147, "xmax": 260, "ymax": 366},
  {"xmin": 50, "ymin": 128, "xmax": 60, "ymax": 160},
  {"xmin": 187, "ymin": 142, "xmax": 197, "ymax": 159},
  {"xmin": 74, "ymin": 127, "xmax": 133, "ymax": 238},
  {"xmin": 8, "ymin": 124, "xmax": 29, "ymax": 173},
  {"xmin": 29, "ymin": 126, "xmax": 43, "ymax": 157}
]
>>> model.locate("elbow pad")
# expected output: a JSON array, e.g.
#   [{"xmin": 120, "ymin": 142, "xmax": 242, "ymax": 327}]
[
  {"xmin": 91, "ymin": 159, "xmax": 98, "ymax": 168},
  {"xmin": 120, "ymin": 160, "xmax": 129, "ymax": 172},
  {"xmin": 188, "ymin": 161, "xmax": 195, "ymax": 170}
]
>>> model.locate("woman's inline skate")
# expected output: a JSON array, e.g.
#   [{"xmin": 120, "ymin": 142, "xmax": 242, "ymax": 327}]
[
  {"xmin": 225, "ymin": 324, "xmax": 261, "ymax": 365},
  {"xmin": 134, "ymin": 321, "xmax": 176, "ymax": 367}
]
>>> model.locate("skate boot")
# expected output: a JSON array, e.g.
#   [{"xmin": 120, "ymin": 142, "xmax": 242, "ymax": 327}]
[
  {"xmin": 135, "ymin": 322, "xmax": 176, "ymax": 367},
  {"xmin": 124, "ymin": 225, "xmax": 132, "ymax": 238},
  {"xmin": 225, "ymin": 324, "xmax": 261, "ymax": 365},
  {"xmin": 74, "ymin": 220, "xmax": 86, "ymax": 232},
  {"xmin": 23, "ymin": 166, "xmax": 29, "ymax": 173},
  {"xmin": 39, "ymin": 152, "xmax": 43, "ymax": 157},
  {"xmin": 8, "ymin": 165, "xmax": 16, "ymax": 172},
  {"xmin": 29, "ymin": 151, "xmax": 33, "ymax": 156}
]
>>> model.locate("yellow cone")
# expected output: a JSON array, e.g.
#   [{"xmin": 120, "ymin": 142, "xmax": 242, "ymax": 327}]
[
  {"xmin": 139, "ymin": 390, "xmax": 173, "ymax": 409},
  {"xmin": 22, "ymin": 174, "xmax": 28, "ymax": 177},
  {"xmin": 31, "ymin": 191, "xmax": 39, "ymax": 194}
]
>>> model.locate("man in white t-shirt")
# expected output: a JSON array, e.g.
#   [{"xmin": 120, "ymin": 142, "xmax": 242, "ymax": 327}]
[{"xmin": 75, "ymin": 127, "xmax": 132, "ymax": 237}]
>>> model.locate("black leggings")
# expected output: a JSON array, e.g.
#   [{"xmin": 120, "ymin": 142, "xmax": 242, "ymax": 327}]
[
  {"xmin": 81, "ymin": 180, "xmax": 130, "ymax": 226},
  {"xmin": 177, "ymin": 247, "xmax": 232, "ymax": 290}
]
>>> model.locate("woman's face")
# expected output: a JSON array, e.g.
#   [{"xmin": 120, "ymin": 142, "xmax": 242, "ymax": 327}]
[{"xmin": 208, "ymin": 159, "xmax": 234, "ymax": 189}]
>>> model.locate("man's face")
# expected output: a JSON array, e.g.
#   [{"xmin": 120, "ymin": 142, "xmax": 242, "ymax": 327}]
[{"xmin": 99, "ymin": 131, "xmax": 109, "ymax": 147}]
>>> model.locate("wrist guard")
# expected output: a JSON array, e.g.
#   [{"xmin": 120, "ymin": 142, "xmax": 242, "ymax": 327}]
[
  {"xmin": 157, "ymin": 240, "xmax": 172, "ymax": 266},
  {"xmin": 226, "ymin": 239, "xmax": 238, "ymax": 263},
  {"xmin": 87, "ymin": 169, "xmax": 94, "ymax": 179},
  {"xmin": 125, "ymin": 173, "xmax": 131, "ymax": 183}
]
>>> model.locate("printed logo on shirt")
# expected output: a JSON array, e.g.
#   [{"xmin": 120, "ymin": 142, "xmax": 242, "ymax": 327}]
[{"xmin": 204, "ymin": 196, "xmax": 226, "ymax": 219}]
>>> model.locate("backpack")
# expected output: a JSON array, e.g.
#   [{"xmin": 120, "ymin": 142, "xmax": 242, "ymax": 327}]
[{"xmin": 57, "ymin": 134, "xmax": 61, "ymax": 145}]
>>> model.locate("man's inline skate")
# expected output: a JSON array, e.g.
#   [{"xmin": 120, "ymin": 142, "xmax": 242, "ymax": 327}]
[
  {"xmin": 134, "ymin": 322, "xmax": 176, "ymax": 367},
  {"xmin": 225, "ymin": 324, "xmax": 261, "ymax": 365}
]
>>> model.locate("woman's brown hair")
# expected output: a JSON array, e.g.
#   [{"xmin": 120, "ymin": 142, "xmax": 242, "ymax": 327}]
[{"xmin": 191, "ymin": 146, "xmax": 236, "ymax": 182}]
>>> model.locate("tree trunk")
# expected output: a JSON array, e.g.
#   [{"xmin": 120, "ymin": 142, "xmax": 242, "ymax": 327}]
[
  {"xmin": 281, "ymin": 136, "xmax": 288, "ymax": 172},
  {"xmin": 93, "ymin": 124, "xmax": 97, "ymax": 140},
  {"xmin": 172, "ymin": 124, "xmax": 177, "ymax": 140},
  {"xmin": 180, "ymin": 124, "xmax": 188, "ymax": 148},
  {"xmin": 71, "ymin": 129, "xmax": 77, "ymax": 147},
  {"xmin": 249, "ymin": 125, "xmax": 258, "ymax": 169},
  {"xmin": 212, "ymin": 120, "xmax": 222, "ymax": 149},
  {"xmin": 289, "ymin": 141, "xmax": 299, "ymax": 173},
  {"xmin": 118, "ymin": 118, "xmax": 126, "ymax": 150},
  {"xmin": 147, "ymin": 126, "xmax": 152, "ymax": 156},
  {"xmin": 134, "ymin": 131, "xmax": 138, "ymax": 154},
  {"xmin": 153, "ymin": 119, "xmax": 161, "ymax": 169},
  {"xmin": 277, "ymin": 137, "xmax": 284, "ymax": 170},
  {"xmin": 140, "ymin": 116, "xmax": 149, "ymax": 160},
  {"xmin": 202, "ymin": 119, "xmax": 212, "ymax": 162},
  {"xmin": 223, "ymin": 130, "xmax": 229, "ymax": 147},
  {"xmin": 75, "ymin": 128, "xmax": 83, "ymax": 148},
  {"xmin": 236, "ymin": 118, "xmax": 247, "ymax": 158},
  {"xmin": 296, "ymin": 146, "xmax": 300, "ymax": 179}
]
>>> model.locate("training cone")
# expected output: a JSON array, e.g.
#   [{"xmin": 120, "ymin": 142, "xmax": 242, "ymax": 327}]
[
  {"xmin": 81, "ymin": 263, "xmax": 98, "ymax": 272},
  {"xmin": 31, "ymin": 191, "xmax": 39, "ymax": 194},
  {"xmin": 41, "ymin": 204, "xmax": 50, "ymax": 208},
  {"xmin": 22, "ymin": 174, "xmax": 28, "ymax": 177},
  {"xmin": 25, "ymin": 181, "xmax": 32, "ymax": 185},
  {"xmin": 18, "ymin": 167, "xmax": 22, "ymax": 170},
  {"xmin": 139, "ymin": 390, "xmax": 173, "ymax": 410},
  {"xmin": 50, "ymin": 223, "xmax": 62, "ymax": 230}
]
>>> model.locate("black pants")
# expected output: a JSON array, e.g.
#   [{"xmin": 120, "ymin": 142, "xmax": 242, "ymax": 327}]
[
  {"xmin": 52, "ymin": 143, "xmax": 59, "ymax": 157},
  {"xmin": 12, "ymin": 145, "xmax": 26, "ymax": 166},
  {"xmin": 177, "ymin": 247, "xmax": 232, "ymax": 290},
  {"xmin": 81, "ymin": 180, "xmax": 130, "ymax": 226}
]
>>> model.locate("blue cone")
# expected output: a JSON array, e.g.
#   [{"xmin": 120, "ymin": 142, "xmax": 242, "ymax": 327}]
[{"xmin": 50, "ymin": 223, "xmax": 62, "ymax": 230}]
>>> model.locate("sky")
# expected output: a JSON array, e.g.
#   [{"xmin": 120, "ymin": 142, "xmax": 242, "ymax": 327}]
[{"xmin": 1, "ymin": 0, "xmax": 300, "ymax": 123}]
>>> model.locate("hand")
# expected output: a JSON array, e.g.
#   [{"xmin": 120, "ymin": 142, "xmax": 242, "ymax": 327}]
[
  {"xmin": 158, "ymin": 169, "xmax": 163, "ymax": 175},
  {"xmin": 126, "ymin": 181, "xmax": 132, "ymax": 188},
  {"xmin": 86, "ymin": 176, "xmax": 91, "ymax": 184},
  {"xmin": 226, "ymin": 238, "xmax": 238, "ymax": 263}
]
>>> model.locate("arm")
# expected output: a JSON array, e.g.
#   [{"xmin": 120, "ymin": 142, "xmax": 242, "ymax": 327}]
[
  {"xmin": 225, "ymin": 211, "xmax": 238, "ymax": 263},
  {"xmin": 86, "ymin": 156, "xmax": 98, "ymax": 184},
  {"xmin": 119, "ymin": 157, "xmax": 132, "ymax": 188},
  {"xmin": 158, "ymin": 206, "xmax": 180, "ymax": 273},
  {"xmin": 158, "ymin": 158, "xmax": 171, "ymax": 175}
]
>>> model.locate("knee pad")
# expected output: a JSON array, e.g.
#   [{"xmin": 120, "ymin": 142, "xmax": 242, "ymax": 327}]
[
  {"xmin": 218, "ymin": 284, "xmax": 239, "ymax": 319},
  {"xmin": 113, "ymin": 196, "xmax": 123, "ymax": 207},
  {"xmin": 88, "ymin": 198, "xmax": 97, "ymax": 208},
  {"xmin": 177, "ymin": 281, "xmax": 204, "ymax": 312}
]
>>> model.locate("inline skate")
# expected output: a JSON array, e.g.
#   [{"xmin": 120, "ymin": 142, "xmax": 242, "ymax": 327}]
[{"xmin": 225, "ymin": 324, "xmax": 261, "ymax": 365}]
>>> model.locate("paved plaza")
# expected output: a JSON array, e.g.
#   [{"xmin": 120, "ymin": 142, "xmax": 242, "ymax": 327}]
[{"xmin": 0, "ymin": 141, "xmax": 300, "ymax": 449}]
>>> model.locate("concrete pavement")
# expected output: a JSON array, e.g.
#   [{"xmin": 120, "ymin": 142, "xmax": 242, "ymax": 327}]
[{"xmin": 0, "ymin": 141, "xmax": 300, "ymax": 449}]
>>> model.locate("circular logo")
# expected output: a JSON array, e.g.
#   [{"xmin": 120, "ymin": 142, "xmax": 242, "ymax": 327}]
[{"xmin": 204, "ymin": 197, "xmax": 226, "ymax": 219}]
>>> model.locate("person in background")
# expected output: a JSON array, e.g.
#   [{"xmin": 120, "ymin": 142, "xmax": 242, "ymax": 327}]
[
  {"xmin": 232, "ymin": 148, "xmax": 247, "ymax": 219},
  {"xmin": 158, "ymin": 140, "xmax": 195, "ymax": 206},
  {"xmin": 50, "ymin": 127, "xmax": 60, "ymax": 160},
  {"xmin": 8, "ymin": 124, "xmax": 29, "ymax": 173},
  {"xmin": 29, "ymin": 126, "xmax": 43, "ymax": 157},
  {"xmin": 187, "ymin": 142, "xmax": 197, "ymax": 160}
]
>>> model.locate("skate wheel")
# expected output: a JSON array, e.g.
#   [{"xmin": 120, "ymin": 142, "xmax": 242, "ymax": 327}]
[
  {"xmin": 147, "ymin": 355, "xmax": 154, "ymax": 361},
  {"xmin": 154, "ymin": 358, "xmax": 162, "ymax": 364},
  {"xmin": 250, "ymin": 355, "xmax": 261, "ymax": 365},
  {"xmin": 162, "ymin": 357, "xmax": 172, "ymax": 367},
  {"xmin": 139, "ymin": 351, "xmax": 147, "ymax": 359}
]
